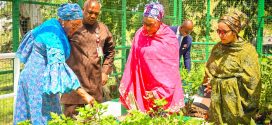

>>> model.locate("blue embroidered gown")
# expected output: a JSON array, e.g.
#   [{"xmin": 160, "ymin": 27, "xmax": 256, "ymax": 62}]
[{"xmin": 13, "ymin": 19, "xmax": 80, "ymax": 125}]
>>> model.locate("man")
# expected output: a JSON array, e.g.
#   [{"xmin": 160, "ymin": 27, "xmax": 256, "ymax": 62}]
[
  {"xmin": 170, "ymin": 20, "xmax": 193, "ymax": 72},
  {"xmin": 61, "ymin": 0, "xmax": 115, "ymax": 117}
]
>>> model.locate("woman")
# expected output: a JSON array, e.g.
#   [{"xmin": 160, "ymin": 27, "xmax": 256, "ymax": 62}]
[
  {"xmin": 204, "ymin": 10, "xmax": 261, "ymax": 124},
  {"xmin": 14, "ymin": 3, "xmax": 94, "ymax": 124},
  {"xmin": 119, "ymin": 2, "xmax": 184, "ymax": 113}
]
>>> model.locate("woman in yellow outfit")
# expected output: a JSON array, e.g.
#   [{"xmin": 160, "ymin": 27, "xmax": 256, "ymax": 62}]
[{"xmin": 204, "ymin": 10, "xmax": 261, "ymax": 124}]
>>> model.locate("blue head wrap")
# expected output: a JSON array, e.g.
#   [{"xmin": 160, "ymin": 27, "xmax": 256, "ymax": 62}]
[
  {"xmin": 57, "ymin": 3, "xmax": 83, "ymax": 20},
  {"xmin": 143, "ymin": 2, "xmax": 164, "ymax": 21}
]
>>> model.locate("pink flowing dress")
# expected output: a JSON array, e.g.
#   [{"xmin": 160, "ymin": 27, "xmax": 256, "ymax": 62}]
[{"xmin": 119, "ymin": 23, "xmax": 185, "ymax": 112}]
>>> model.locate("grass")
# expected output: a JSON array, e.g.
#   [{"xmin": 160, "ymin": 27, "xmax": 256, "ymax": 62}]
[
  {"xmin": 0, "ymin": 73, "xmax": 13, "ymax": 95},
  {"xmin": 0, "ymin": 97, "xmax": 13, "ymax": 125},
  {"xmin": 0, "ymin": 60, "xmax": 14, "ymax": 95},
  {"xmin": 0, "ymin": 59, "xmax": 14, "ymax": 125}
]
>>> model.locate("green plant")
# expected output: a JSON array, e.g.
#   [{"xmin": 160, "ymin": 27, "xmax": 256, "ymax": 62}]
[
  {"xmin": 17, "ymin": 120, "xmax": 32, "ymax": 125},
  {"xmin": 121, "ymin": 98, "xmax": 184, "ymax": 125},
  {"xmin": 259, "ymin": 56, "xmax": 272, "ymax": 112},
  {"xmin": 48, "ymin": 113, "xmax": 75, "ymax": 125},
  {"xmin": 75, "ymin": 102, "xmax": 114, "ymax": 124},
  {"xmin": 121, "ymin": 98, "xmax": 206, "ymax": 125},
  {"xmin": 181, "ymin": 63, "xmax": 205, "ymax": 97},
  {"xmin": 258, "ymin": 56, "xmax": 272, "ymax": 124},
  {"xmin": 48, "ymin": 101, "xmax": 118, "ymax": 125},
  {"xmin": 0, "ymin": 60, "xmax": 14, "ymax": 125},
  {"xmin": 180, "ymin": 63, "xmax": 205, "ymax": 115},
  {"xmin": 45, "ymin": 98, "xmax": 207, "ymax": 125},
  {"xmin": 120, "ymin": 109, "xmax": 150, "ymax": 125}
]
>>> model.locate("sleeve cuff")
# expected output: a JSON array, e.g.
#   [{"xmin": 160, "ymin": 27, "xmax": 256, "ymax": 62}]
[{"xmin": 42, "ymin": 63, "xmax": 80, "ymax": 94}]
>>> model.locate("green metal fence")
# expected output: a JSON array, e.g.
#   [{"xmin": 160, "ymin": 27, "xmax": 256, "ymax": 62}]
[
  {"xmin": 263, "ymin": 0, "xmax": 272, "ymax": 56},
  {"xmin": 1, "ymin": 0, "xmax": 271, "ymax": 70},
  {"xmin": 0, "ymin": 0, "xmax": 271, "ymax": 124}
]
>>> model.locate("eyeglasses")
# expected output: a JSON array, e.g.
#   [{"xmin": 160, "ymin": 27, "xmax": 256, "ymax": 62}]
[{"xmin": 217, "ymin": 29, "xmax": 232, "ymax": 37}]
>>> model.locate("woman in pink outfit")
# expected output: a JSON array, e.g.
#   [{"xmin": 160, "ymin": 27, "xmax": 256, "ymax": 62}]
[{"xmin": 119, "ymin": 2, "xmax": 184, "ymax": 113}]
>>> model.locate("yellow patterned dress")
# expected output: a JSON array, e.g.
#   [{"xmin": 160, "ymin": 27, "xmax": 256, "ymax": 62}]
[{"xmin": 206, "ymin": 39, "xmax": 261, "ymax": 124}]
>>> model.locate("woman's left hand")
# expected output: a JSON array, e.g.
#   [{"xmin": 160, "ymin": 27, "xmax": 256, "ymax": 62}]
[{"xmin": 144, "ymin": 91, "xmax": 155, "ymax": 100}]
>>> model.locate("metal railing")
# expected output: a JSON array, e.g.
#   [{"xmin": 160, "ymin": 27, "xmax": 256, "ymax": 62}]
[{"xmin": 0, "ymin": 53, "xmax": 20, "ymax": 125}]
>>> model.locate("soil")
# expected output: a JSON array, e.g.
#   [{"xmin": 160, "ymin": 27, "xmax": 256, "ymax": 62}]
[
  {"xmin": 185, "ymin": 104, "xmax": 272, "ymax": 124},
  {"xmin": 185, "ymin": 104, "xmax": 208, "ymax": 119}
]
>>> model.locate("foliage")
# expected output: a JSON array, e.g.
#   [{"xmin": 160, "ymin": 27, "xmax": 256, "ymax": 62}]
[
  {"xmin": 0, "ymin": 1, "xmax": 11, "ymax": 19},
  {"xmin": 182, "ymin": 0, "xmax": 272, "ymax": 44},
  {"xmin": 44, "ymin": 98, "xmax": 207, "ymax": 125},
  {"xmin": 17, "ymin": 120, "xmax": 32, "ymax": 125},
  {"xmin": 0, "ymin": 60, "xmax": 14, "ymax": 124},
  {"xmin": 0, "ymin": 1, "xmax": 12, "ymax": 53},
  {"xmin": 180, "ymin": 63, "xmax": 205, "ymax": 115},
  {"xmin": 259, "ymin": 56, "xmax": 272, "ymax": 112},
  {"xmin": 1, "ymin": 0, "xmax": 272, "ymax": 50},
  {"xmin": 120, "ymin": 110, "xmax": 151, "ymax": 125},
  {"xmin": 0, "ymin": 97, "xmax": 13, "ymax": 125},
  {"xmin": 0, "ymin": 0, "xmax": 272, "ymax": 124},
  {"xmin": 0, "ymin": 31, "xmax": 12, "ymax": 53},
  {"xmin": 49, "ymin": 102, "xmax": 117, "ymax": 125},
  {"xmin": 118, "ymin": 98, "xmax": 206, "ymax": 125},
  {"xmin": 258, "ymin": 55, "xmax": 272, "ymax": 123},
  {"xmin": 181, "ymin": 63, "xmax": 205, "ymax": 97}
]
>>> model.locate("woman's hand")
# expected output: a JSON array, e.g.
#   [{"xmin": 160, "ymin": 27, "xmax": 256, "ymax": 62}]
[
  {"xmin": 203, "ymin": 78, "xmax": 212, "ymax": 97},
  {"xmin": 144, "ymin": 91, "xmax": 155, "ymax": 100}
]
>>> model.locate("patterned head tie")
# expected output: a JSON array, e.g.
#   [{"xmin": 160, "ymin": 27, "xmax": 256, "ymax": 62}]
[
  {"xmin": 57, "ymin": 3, "xmax": 83, "ymax": 20},
  {"xmin": 218, "ymin": 9, "xmax": 248, "ymax": 34},
  {"xmin": 143, "ymin": 2, "xmax": 164, "ymax": 21}
]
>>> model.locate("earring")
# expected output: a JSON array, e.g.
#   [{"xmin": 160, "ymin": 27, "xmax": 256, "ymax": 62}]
[{"xmin": 61, "ymin": 22, "xmax": 65, "ymax": 28}]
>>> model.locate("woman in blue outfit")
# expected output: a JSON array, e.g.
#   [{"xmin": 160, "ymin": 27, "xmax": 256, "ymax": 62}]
[{"xmin": 13, "ymin": 3, "xmax": 95, "ymax": 125}]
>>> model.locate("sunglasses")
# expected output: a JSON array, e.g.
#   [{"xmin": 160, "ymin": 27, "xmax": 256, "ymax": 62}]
[{"xmin": 217, "ymin": 29, "xmax": 232, "ymax": 36}]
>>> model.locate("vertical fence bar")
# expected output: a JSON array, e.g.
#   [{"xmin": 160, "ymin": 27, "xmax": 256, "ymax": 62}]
[
  {"xmin": 178, "ymin": 0, "xmax": 183, "ymax": 70},
  {"xmin": 257, "ymin": 0, "xmax": 264, "ymax": 56},
  {"xmin": 173, "ymin": 0, "xmax": 177, "ymax": 25},
  {"xmin": 178, "ymin": 0, "xmax": 182, "ymax": 25},
  {"xmin": 12, "ymin": 0, "xmax": 20, "ymax": 52},
  {"xmin": 205, "ymin": 0, "xmax": 211, "ymax": 61},
  {"xmin": 121, "ymin": 0, "xmax": 127, "ymax": 72}
]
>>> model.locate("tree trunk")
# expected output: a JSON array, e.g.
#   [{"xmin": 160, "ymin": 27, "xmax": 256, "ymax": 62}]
[{"xmin": 20, "ymin": 3, "xmax": 43, "ymax": 35}]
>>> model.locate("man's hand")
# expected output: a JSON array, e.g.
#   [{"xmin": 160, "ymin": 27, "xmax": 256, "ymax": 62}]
[
  {"xmin": 102, "ymin": 72, "xmax": 109, "ymax": 86},
  {"xmin": 76, "ymin": 88, "xmax": 95, "ymax": 105},
  {"xmin": 83, "ymin": 94, "xmax": 95, "ymax": 106}
]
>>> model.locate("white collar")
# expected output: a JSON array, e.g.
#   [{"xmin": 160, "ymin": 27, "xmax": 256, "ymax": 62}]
[
  {"xmin": 176, "ymin": 26, "xmax": 184, "ymax": 38},
  {"xmin": 176, "ymin": 26, "xmax": 180, "ymax": 36}
]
